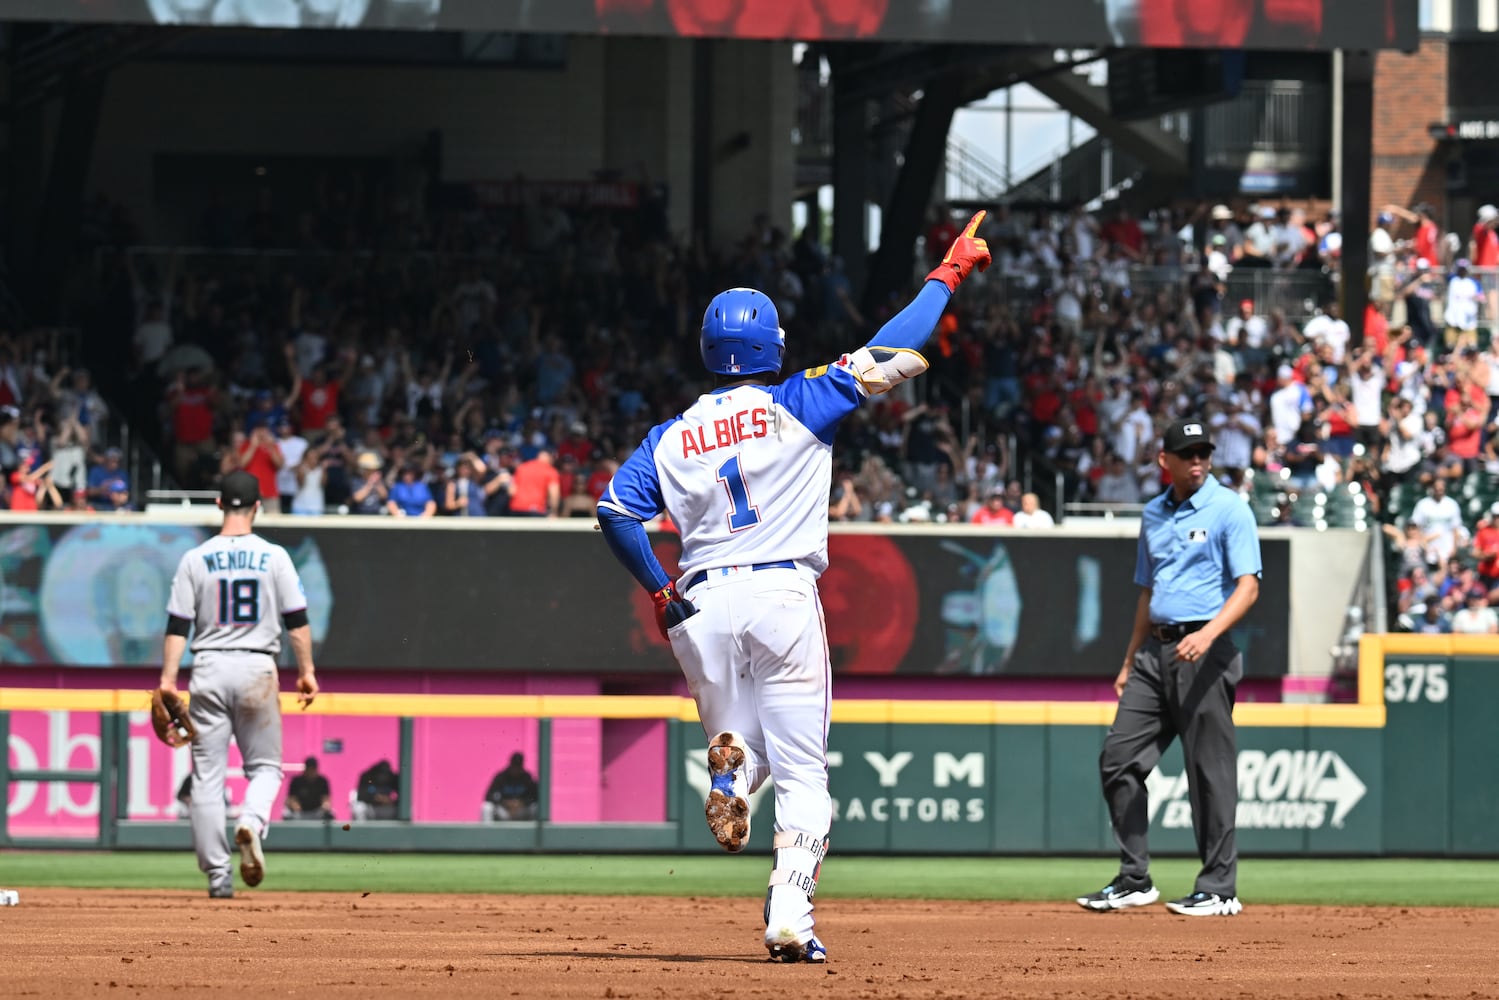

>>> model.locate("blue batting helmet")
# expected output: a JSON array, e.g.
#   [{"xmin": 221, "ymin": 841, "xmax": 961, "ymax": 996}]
[{"xmin": 700, "ymin": 288, "xmax": 785, "ymax": 377}]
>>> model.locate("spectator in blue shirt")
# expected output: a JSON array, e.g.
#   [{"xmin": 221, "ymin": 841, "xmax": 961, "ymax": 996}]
[
  {"xmin": 1077, "ymin": 419, "xmax": 1261, "ymax": 919},
  {"xmin": 386, "ymin": 464, "xmax": 435, "ymax": 518},
  {"xmin": 243, "ymin": 388, "xmax": 290, "ymax": 434},
  {"xmin": 86, "ymin": 448, "xmax": 131, "ymax": 511}
]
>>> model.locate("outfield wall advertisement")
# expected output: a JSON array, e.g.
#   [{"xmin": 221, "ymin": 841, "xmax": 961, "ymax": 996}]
[
  {"xmin": 0, "ymin": 520, "xmax": 1291, "ymax": 678},
  {"xmin": 7, "ymin": 708, "xmax": 1395, "ymax": 854}
]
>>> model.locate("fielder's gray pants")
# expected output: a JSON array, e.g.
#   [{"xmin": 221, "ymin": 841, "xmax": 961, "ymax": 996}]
[
  {"xmin": 188, "ymin": 651, "xmax": 284, "ymax": 880},
  {"xmin": 1099, "ymin": 634, "xmax": 1241, "ymax": 896}
]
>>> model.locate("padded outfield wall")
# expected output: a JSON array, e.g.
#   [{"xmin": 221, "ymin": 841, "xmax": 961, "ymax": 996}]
[
  {"xmin": 6, "ymin": 514, "xmax": 1476, "ymax": 856},
  {"xmin": 6, "ymin": 637, "xmax": 1494, "ymax": 856}
]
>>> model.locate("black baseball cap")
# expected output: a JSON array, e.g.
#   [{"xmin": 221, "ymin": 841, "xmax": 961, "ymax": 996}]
[
  {"xmin": 220, "ymin": 470, "xmax": 261, "ymax": 509},
  {"xmin": 1162, "ymin": 419, "xmax": 1215, "ymax": 455}
]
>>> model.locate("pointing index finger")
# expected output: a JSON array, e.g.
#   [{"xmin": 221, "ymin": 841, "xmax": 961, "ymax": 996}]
[{"xmin": 962, "ymin": 210, "xmax": 987, "ymax": 237}]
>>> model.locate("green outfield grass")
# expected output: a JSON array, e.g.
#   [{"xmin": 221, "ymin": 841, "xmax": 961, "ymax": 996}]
[{"xmin": 1, "ymin": 853, "xmax": 1496, "ymax": 907}]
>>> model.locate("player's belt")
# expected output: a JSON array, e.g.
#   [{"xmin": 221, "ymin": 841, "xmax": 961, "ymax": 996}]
[
  {"xmin": 684, "ymin": 560, "xmax": 796, "ymax": 591},
  {"xmin": 1149, "ymin": 621, "xmax": 1210, "ymax": 643}
]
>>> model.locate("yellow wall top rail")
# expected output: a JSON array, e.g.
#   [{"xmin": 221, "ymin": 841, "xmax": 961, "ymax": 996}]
[{"xmin": 0, "ymin": 688, "xmax": 1386, "ymax": 727}]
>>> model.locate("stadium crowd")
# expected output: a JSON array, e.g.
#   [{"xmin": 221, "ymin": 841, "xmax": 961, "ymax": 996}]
[{"xmin": 4, "ymin": 180, "xmax": 1499, "ymax": 632}]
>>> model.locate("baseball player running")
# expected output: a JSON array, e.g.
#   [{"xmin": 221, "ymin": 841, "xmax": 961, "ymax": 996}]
[
  {"xmin": 158, "ymin": 470, "xmax": 319, "ymax": 898},
  {"xmin": 597, "ymin": 212, "xmax": 991, "ymax": 961}
]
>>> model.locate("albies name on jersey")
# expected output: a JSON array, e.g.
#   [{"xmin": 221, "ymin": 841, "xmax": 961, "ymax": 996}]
[
  {"xmin": 680, "ymin": 406, "xmax": 772, "ymax": 458},
  {"xmin": 1147, "ymin": 749, "xmax": 1368, "ymax": 830}
]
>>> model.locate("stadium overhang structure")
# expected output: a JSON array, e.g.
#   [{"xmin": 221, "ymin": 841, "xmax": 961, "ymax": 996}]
[{"xmin": 0, "ymin": 1, "xmax": 1417, "ymax": 340}]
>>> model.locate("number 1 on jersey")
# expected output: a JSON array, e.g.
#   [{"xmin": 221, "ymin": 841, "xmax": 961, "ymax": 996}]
[{"xmin": 716, "ymin": 455, "xmax": 761, "ymax": 531}]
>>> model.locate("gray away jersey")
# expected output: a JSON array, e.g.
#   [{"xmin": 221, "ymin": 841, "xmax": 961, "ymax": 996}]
[{"xmin": 167, "ymin": 533, "xmax": 307, "ymax": 654}]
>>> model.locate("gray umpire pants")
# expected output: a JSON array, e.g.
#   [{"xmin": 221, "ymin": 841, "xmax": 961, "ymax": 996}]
[
  {"xmin": 1099, "ymin": 633, "xmax": 1242, "ymax": 897},
  {"xmin": 188, "ymin": 651, "xmax": 285, "ymax": 879}
]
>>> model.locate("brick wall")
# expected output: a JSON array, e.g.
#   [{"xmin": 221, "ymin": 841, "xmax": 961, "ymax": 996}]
[{"xmin": 1371, "ymin": 38, "xmax": 1449, "ymax": 226}]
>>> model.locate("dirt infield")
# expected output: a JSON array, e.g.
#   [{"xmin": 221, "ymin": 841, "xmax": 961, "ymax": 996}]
[{"xmin": 3, "ymin": 890, "xmax": 1497, "ymax": 998}]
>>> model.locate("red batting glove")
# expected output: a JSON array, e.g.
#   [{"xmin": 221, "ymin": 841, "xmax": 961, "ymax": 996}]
[
  {"xmin": 652, "ymin": 584, "xmax": 698, "ymax": 641},
  {"xmin": 925, "ymin": 210, "xmax": 992, "ymax": 293}
]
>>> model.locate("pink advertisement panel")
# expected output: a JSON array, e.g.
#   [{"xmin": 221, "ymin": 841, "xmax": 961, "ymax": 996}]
[{"xmin": 5, "ymin": 710, "xmax": 544, "ymax": 836}]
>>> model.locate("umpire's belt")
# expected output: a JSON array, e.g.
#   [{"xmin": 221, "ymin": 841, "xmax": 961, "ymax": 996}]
[
  {"xmin": 684, "ymin": 560, "xmax": 796, "ymax": 591},
  {"xmin": 1150, "ymin": 621, "xmax": 1210, "ymax": 643}
]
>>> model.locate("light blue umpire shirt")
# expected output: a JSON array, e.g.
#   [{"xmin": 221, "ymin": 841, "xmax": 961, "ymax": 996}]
[{"xmin": 1135, "ymin": 474, "xmax": 1262, "ymax": 625}]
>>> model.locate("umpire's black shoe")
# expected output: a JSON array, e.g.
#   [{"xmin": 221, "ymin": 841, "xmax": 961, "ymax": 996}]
[{"xmin": 1076, "ymin": 874, "xmax": 1160, "ymax": 911}]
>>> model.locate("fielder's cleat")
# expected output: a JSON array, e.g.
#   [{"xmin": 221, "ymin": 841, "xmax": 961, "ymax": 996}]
[
  {"xmin": 208, "ymin": 877, "xmax": 234, "ymax": 899},
  {"xmin": 767, "ymin": 933, "xmax": 827, "ymax": 964},
  {"xmin": 1166, "ymin": 891, "xmax": 1242, "ymax": 917},
  {"xmin": 704, "ymin": 731, "xmax": 750, "ymax": 853},
  {"xmin": 235, "ymin": 824, "xmax": 265, "ymax": 888},
  {"xmin": 1076, "ymin": 874, "xmax": 1160, "ymax": 911}
]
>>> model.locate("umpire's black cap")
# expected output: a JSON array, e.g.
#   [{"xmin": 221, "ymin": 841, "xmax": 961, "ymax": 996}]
[
  {"xmin": 1162, "ymin": 419, "xmax": 1215, "ymax": 455},
  {"xmin": 220, "ymin": 470, "xmax": 261, "ymax": 509}
]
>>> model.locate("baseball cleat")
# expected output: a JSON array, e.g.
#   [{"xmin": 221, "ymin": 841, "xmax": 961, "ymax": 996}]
[
  {"xmin": 705, "ymin": 732, "xmax": 750, "ymax": 853},
  {"xmin": 208, "ymin": 876, "xmax": 234, "ymax": 899},
  {"xmin": 1166, "ymin": 891, "xmax": 1242, "ymax": 916},
  {"xmin": 235, "ymin": 824, "xmax": 265, "ymax": 887},
  {"xmin": 1076, "ymin": 875, "xmax": 1160, "ymax": 911},
  {"xmin": 767, "ymin": 933, "xmax": 827, "ymax": 964}
]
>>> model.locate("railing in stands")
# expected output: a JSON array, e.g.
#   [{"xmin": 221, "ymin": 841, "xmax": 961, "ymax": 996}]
[{"xmin": 1064, "ymin": 502, "xmax": 1147, "ymax": 521}]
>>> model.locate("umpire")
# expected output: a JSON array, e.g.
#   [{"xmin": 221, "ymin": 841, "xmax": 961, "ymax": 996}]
[{"xmin": 1077, "ymin": 418, "xmax": 1261, "ymax": 918}]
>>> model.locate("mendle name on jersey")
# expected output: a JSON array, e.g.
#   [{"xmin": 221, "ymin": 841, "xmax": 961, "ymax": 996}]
[
  {"xmin": 200, "ymin": 549, "xmax": 274, "ymax": 573},
  {"xmin": 679, "ymin": 405, "xmax": 772, "ymax": 459}
]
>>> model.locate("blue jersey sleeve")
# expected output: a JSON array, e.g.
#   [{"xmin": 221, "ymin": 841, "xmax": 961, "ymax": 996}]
[
  {"xmin": 861, "ymin": 280, "xmax": 952, "ymax": 352},
  {"xmin": 596, "ymin": 422, "xmax": 676, "ymax": 594},
  {"xmin": 772, "ymin": 365, "xmax": 864, "ymax": 446},
  {"xmin": 773, "ymin": 280, "xmax": 953, "ymax": 446},
  {"xmin": 597, "ymin": 507, "xmax": 671, "ymax": 593},
  {"xmin": 1221, "ymin": 499, "xmax": 1263, "ymax": 580},
  {"xmin": 1134, "ymin": 521, "xmax": 1153, "ymax": 589}
]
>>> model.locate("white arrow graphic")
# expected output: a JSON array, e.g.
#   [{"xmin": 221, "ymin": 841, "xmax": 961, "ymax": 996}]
[
  {"xmin": 1146, "ymin": 750, "xmax": 1368, "ymax": 828},
  {"xmin": 1314, "ymin": 752, "xmax": 1368, "ymax": 828},
  {"xmin": 1145, "ymin": 766, "xmax": 1189, "ymax": 823}
]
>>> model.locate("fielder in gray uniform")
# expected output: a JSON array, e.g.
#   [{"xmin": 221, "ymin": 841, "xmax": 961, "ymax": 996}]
[{"xmin": 159, "ymin": 471, "xmax": 319, "ymax": 898}]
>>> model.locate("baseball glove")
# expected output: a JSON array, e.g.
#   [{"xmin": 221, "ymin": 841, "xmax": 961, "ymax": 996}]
[{"xmin": 150, "ymin": 688, "xmax": 197, "ymax": 748}]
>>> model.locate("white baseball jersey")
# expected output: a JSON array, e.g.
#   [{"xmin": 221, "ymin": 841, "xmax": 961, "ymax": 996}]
[
  {"xmin": 600, "ymin": 359, "xmax": 865, "ymax": 581},
  {"xmin": 167, "ymin": 533, "xmax": 306, "ymax": 654}
]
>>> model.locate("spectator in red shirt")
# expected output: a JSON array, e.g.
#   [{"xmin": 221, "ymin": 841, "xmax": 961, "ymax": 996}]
[
  {"xmin": 586, "ymin": 457, "xmax": 618, "ymax": 501},
  {"xmin": 1472, "ymin": 507, "xmax": 1499, "ymax": 586},
  {"xmin": 294, "ymin": 349, "xmax": 355, "ymax": 434},
  {"xmin": 1386, "ymin": 202, "xmax": 1440, "ymax": 266},
  {"xmin": 1446, "ymin": 374, "xmax": 1486, "ymax": 471},
  {"xmin": 1363, "ymin": 303, "xmax": 1390, "ymax": 356},
  {"xmin": 224, "ymin": 425, "xmax": 285, "ymax": 513},
  {"xmin": 168, "ymin": 368, "xmax": 219, "ymax": 488},
  {"xmin": 925, "ymin": 204, "xmax": 959, "ymax": 266},
  {"xmin": 969, "ymin": 488, "xmax": 1015, "ymax": 527},
  {"xmin": 509, "ymin": 448, "xmax": 561, "ymax": 517},
  {"xmin": 1471, "ymin": 205, "xmax": 1499, "ymax": 270},
  {"xmin": 1472, "ymin": 204, "xmax": 1499, "ymax": 324},
  {"xmin": 557, "ymin": 421, "xmax": 595, "ymax": 467},
  {"xmin": 1029, "ymin": 372, "xmax": 1064, "ymax": 427},
  {"xmin": 1100, "ymin": 206, "xmax": 1145, "ymax": 260},
  {"xmin": 8, "ymin": 460, "xmax": 55, "ymax": 512}
]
